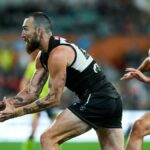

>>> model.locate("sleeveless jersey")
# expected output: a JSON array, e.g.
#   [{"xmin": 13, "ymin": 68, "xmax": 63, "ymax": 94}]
[{"xmin": 40, "ymin": 36, "xmax": 120, "ymax": 99}]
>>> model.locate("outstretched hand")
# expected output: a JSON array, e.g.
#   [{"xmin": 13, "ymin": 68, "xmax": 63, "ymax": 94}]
[
  {"xmin": 0, "ymin": 98, "xmax": 15, "ymax": 122},
  {"xmin": 120, "ymin": 68, "xmax": 137, "ymax": 80},
  {"xmin": 121, "ymin": 68, "xmax": 149, "ymax": 82}
]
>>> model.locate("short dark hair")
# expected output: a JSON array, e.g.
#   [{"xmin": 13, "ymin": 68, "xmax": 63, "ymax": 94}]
[{"xmin": 28, "ymin": 12, "xmax": 52, "ymax": 34}]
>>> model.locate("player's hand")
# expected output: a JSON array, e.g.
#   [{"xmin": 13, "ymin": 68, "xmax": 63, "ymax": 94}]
[
  {"xmin": 120, "ymin": 68, "xmax": 136, "ymax": 80},
  {"xmin": 0, "ymin": 98, "xmax": 15, "ymax": 122},
  {"xmin": 6, "ymin": 97, "xmax": 32, "ymax": 108},
  {"xmin": 121, "ymin": 68, "xmax": 149, "ymax": 82},
  {"xmin": 13, "ymin": 100, "xmax": 29, "ymax": 108},
  {"xmin": 127, "ymin": 68, "xmax": 149, "ymax": 82}
]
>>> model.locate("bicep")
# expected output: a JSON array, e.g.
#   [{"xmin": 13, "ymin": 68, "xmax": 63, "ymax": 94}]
[
  {"xmin": 49, "ymin": 65, "xmax": 66, "ymax": 97},
  {"xmin": 48, "ymin": 51, "xmax": 67, "ymax": 101}
]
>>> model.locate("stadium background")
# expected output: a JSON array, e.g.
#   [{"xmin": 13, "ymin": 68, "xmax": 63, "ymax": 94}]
[{"xmin": 0, "ymin": 0, "xmax": 150, "ymax": 149}]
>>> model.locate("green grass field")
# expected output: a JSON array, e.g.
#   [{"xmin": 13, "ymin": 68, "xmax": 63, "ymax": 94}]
[{"xmin": 0, "ymin": 142, "xmax": 150, "ymax": 150}]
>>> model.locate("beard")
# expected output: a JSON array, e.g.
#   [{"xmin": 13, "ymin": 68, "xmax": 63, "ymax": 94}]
[{"xmin": 25, "ymin": 35, "xmax": 40, "ymax": 54}]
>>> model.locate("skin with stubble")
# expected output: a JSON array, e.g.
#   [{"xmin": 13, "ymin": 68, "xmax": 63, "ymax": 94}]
[{"xmin": 22, "ymin": 17, "xmax": 41, "ymax": 54}]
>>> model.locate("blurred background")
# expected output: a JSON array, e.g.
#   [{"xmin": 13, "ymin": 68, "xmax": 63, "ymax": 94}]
[{"xmin": 0, "ymin": 0, "xmax": 150, "ymax": 149}]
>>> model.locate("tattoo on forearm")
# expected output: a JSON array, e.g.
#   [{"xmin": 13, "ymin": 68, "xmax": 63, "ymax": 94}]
[
  {"xmin": 62, "ymin": 73, "xmax": 66, "ymax": 82},
  {"xmin": 38, "ymin": 72, "xmax": 48, "ymax": 86},
  {"xmin": 35, "ymin": 101, "xmax": 48, "ymax": 108},
  {"xmin": 46, "ymin": 93, "xmax": 57, "ymax": 100},
  {"xmin": 23, "ymin": 96, "xmax": 55, "ymax": 114},
  {"xmin": 31, "ymin": 71, "xmax": 48, "ymax": 95},
  {"xmin": 35, "ymin": 93, "xmax": 57, "ymax": 109},
  {"xmin": 23, "ymin": 108, "xmax": 32, "ymax": 114},
  {"xmin": 14, "ymin": 97, "xmax": 24, "ymax": 103},
  {"xmin": 33, "ymin": 71, "xmax": 48, "ymax": 86},
  {"xmin": 60, "ymin": 73, "xmax": 66, "ymax": 87}
]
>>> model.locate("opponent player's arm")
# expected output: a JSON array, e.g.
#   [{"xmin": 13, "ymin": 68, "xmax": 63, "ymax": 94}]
[
  {"xmin": 137, "ymin": 57, "xmax": 150, "ymax": 73},
  {"xmin": 6, "ymin": 56, "xmax": 49, "ymax": 107},
  {"xmin": 14, "ymin": 47, "xmax": 67, "ymax": 117},
  {"xmin": 121, "ymin": 50, "xmax": 150, "ymax": 80}
]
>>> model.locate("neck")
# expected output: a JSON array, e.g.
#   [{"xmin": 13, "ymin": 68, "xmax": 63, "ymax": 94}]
[{"xmin": 39, "ymin": 34, "xmax": 52, "ymax": 52}]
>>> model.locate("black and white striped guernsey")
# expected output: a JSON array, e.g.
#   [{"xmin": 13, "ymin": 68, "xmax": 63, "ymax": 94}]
[{"xmin": 40, "ymin": 36, "xmax": 120, "ymax": 99}]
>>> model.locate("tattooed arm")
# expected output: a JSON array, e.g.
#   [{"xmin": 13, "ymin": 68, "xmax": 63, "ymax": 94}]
[
  {"xmin": 4, "ymin": 54, "xmax": 49, "ymax": 108},
  {"xmin": 0, "ymin": 45, "xmax": 74, "ymax": 121},
  {"xmin": 17, "ymin": 46, "xmax": 67, "ymax": 115}
]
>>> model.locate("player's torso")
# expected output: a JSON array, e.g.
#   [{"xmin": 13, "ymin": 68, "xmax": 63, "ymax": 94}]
[{"xmin": 40, "ymin": 36, "xmax": 119, "ymax": 98}]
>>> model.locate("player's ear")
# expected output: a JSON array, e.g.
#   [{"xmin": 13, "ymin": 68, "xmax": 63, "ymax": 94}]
[{"xmin": 36, "ymin": 27, "xmax": 43, "ymax": 37}]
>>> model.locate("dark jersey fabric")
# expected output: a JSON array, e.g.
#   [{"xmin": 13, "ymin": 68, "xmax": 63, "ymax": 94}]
[{"xmin": 40, "ymin": 36, "xmax": 122, "ymax": 129}]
